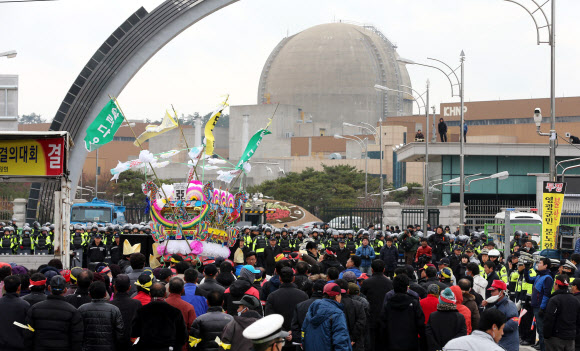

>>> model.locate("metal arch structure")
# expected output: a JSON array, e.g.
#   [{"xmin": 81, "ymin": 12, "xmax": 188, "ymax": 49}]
[{"xmin": 27, "ymin": 0, "xmax": 239, "ymax": 223}]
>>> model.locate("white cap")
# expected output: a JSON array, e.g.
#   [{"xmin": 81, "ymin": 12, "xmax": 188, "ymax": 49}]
[
  {"xmin": 242, "ymin": 314, "xmax": 288, "ymax": 344},
  {"xmin": 488, "ymin": 249, "xmax": 501, "ymax": 257}
]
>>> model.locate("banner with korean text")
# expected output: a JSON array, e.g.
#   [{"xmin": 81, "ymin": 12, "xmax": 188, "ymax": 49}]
[
  {"xmin": 542, "ymin": 181, "xmax": 566, "ymax": 250},
  {"xmin": 0, "ymin": 137, "xmax": 65, "ymax": 176},
  {"xmin": 84, "ymin": 99, "xmax": 125, "ymax": 152}
]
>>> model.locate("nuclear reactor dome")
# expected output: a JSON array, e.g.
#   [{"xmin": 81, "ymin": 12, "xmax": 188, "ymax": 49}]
[{"xmin": 257, "ymin": 22, "xmax": 413, "ymax": 132}]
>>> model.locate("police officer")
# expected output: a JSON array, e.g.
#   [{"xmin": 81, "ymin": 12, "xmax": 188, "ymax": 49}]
[
  {"xmin": 279, "ymin": 229, "xmax": 291, "ymax": 255},
  {"xmin": 88, "ymin": 233, "xmax": 107, "ymax": 268},
  {"xmin": 18, "ymin": 226, "xmax": 34, "ymax": 254},
  {"xmin": 109, "ymin": 233, "xmax": 122, "ymax": 264},
  {"xmin": 253, "ymin": 227, "xmax": 267, "ymax": 268},
  {"xmin": 372, "ymin": 231, "xmax": 385, "ymax": 258},
  {"xmin": 243, "ymin": 314, "xmax": 289, "ymax": 351},
  {"xmin": 291, "ymin": 230, "xmax": 304, "ymax": 252},
  {"xmin": 34, "ymin": 226, "xmax": 51, "ymax": 255},
  {"xmin": 488, "ymin": 249, "xmax": 508, "ymax": 283},
  {"xmin": 516, "ymin": 258, "xmax": 536, "ymax": 346},
  {"xmin": 0, "ymin": 226, "xmax": 16, "ymax": 254}
]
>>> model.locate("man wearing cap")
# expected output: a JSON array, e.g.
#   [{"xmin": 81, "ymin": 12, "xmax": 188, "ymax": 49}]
[
  {"xmin": 481, "ymin": 280, "xmax": 518, "ymax": 351},
  {"xmin": 198, "ymin": 264, "xmax": 225, "ymax": 295},
  {"xmin": 487, "ymin": 249, "xmax": 508, "ymax": 283},
  {"xmin": 25, "ymin": 275, "xmax": 84, "ymax": 351},
  {"xmin": 243, "ymin": 314, "xmax": 291, "ymax": 351},
  {"xmin": 223, "ymin": 265, "xmax": 261, "ymax": 316},
  {"xmin": 302, "ymin": 283, "xmax": 351, "ymax": 351},
  {"xmin": 221, "ymin": 295, "xmax": 263, "ymax": 351},
  {"xmin": 336, "ymin": 239, "xmax": 350, "ymax": 268},
  {"xmin": 87, "ymin": 233, "xmax": 106, "ymax": 268},
  {"xmin": 264, "ymin": 237, "xmax": 282, "ymax": 276},
  {"xmin": 543, "ymin": 274, "xmax": 580, "ymax": 351},
  {"xmin": 108, "ymin": 233, "xmax": 122, "ymax": 264}
]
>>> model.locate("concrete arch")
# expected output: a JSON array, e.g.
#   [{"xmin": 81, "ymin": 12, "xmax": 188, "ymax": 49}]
[{"xmin": 27, "ymin": 0, "xmax": 239, "ymax": 223}]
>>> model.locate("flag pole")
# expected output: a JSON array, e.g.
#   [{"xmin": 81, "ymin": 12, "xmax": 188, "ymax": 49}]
[
  {"xmin": 109, "ymin": 95, "xmax": 190, "ymax": 249},
  {"xmin": 171, "ymin": 104, "xmax": 200, "ymax": 181}
]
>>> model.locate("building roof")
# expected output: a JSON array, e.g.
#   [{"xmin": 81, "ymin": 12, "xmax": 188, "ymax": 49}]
[{"xmin": 396, "ymin": 142, "xmax": 580, "ymax": 162}]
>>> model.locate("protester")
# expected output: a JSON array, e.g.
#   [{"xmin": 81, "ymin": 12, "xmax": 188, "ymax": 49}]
[
  {"xmin": 450, "ymin": 285, "xmax": 472, "ymax": 334},
  {"xmin": 183, "ymin": 268, "xmax": 209, "ymax": 316},
  {"xmin": 355, "ymin": 237, "xmax": 375, "ymax": 274},
  {"xmin": 481, "ymin": 280, "xmax": 518, "ymax": 351},
  {"xmin": 302, "ymin": 283, "xmax": 352, "ymax": 351},
  {"xmin": 457, "ymin": 278, "xmax": 480, "ymax": 331},
  {"xmin": 166, "ymin": 277, "xmax": 197, "ymax": 333},
  {"xmin": 109, "ymin": 274, "xmax": 141, "ymax": 350},
  {"xmin": 65, "ymin": 270, "xmax": 93, "ymax": 308},
  {"xmin": 265, "ymin": 266, "xmax": 309, "ymax": 336},
  {"xmin": 543, "ymin": 274, "xmax": 580, "ymax": 351},
  {"xmin": 221, "ymin": 295, "xmax": 263, "ymax": 351},
  {"xmin": 133, "ymin": 273, "xmax": 153, "ymax": 305},
  {"xmin": 443, "ymin": 308, "xmax": 507, "ymax": 351},
  {"xmin": 131, "ymin": 282, "xmax": 187, "ymax": 351},
  {"xmin": 336, "ymin": 279, "xmax": 366, "ymax": 351},
  {"xmin": 23, "ymin": 272, "xmax": 48, "ymax": 307},
  {"xmin": 127, "ymin": 253, "xmax": 146, "ymax": 295},
  {"xmin": 189, "ymin": 291, "xmax": 233, "ymax": 351},
  {"xmin": 291, "ymin": 279, "xmax": 325, "ymax": 345},
  {"xmin": 0, "ymin": 275, "xmax": 29, "ymax": 351},
  {"xmin": 379, "ymin": 237, "xmax": 398, "ymax": 278},
  {"xmin": 25, "ymin": 275, "xmax": 84, "ymax": 351},
  {"xmin": 466, "ymin": 262, "xmax": 487, "ymax": 298},
  {"xmin": 198, "ymin": 264, "xmax": 225, "ymax": 295},
  {"xmin": 361, "ymin": 259, "xmax": 392, "ymax": 351},
  {"xmin": 78, "ymin": 281, "xmax": 124, "ymax": 351},
  {"xmin": 525, "ymin": 257, "xmax": 554, "ymax": 351},
  {"xmin": 425, "ymin": 287, "xmax": 467, "ymax": 351},
  {"xmin": 380, "ymin": 274, "xmax": 427, "ymax": 351},
  {"xmin": 420, "ymin": 284, "xmax": 441, "ymax": 324}
]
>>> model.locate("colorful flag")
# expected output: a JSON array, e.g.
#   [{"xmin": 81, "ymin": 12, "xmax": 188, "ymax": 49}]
[
  {"xmin": 133, "ymin": 111, "xmax": 178, "ymax": 146},
  {"xmin": 235, "ymin": 128, "xmax": 272, "ymax": 169},
  {"xmin": 204, "ymin": 97, "xmax": 229, "ymax": 156},
  {"xmin": 84, "ymin": 99, "xmax": 125, "ymax": 152}
]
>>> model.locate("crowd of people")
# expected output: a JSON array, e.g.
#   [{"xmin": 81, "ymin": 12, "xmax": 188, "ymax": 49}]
[{"xmin": 1, "ymin": 221, "xmax": 580, "ymax": 351}]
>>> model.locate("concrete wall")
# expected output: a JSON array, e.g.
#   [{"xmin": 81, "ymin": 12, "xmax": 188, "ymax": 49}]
[{"xmin": 0, "ymin": 75, "xmax": 19, "ymax": 131}]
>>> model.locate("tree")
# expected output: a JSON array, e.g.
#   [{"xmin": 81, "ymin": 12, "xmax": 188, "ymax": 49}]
[
  {"xmin": 106, "ymin": 170, "xmax": 173, "ymax": 207},
  {"xmin": 19, "ymin": 113, "xmax": 45, "ymax": 124},
  {"xmin": 388, "ymin": 182, "xmax": 423, "ymax": 205},
  {"xmin": 247, "ymin": 165, "xmax": 381, "ymax": 216}
]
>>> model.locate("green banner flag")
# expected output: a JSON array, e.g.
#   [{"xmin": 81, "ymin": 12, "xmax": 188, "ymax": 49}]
[
  {"xmin": 84, "ymin": 99, "xmax": 125, "ymax": 152},
  {"xmin": 236, "ymin": 129, "xmax": 272, "ymax": 169}
]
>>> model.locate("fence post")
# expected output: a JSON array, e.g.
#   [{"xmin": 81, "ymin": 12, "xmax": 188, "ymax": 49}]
[{"xmin": 385, "ymin": 202, "xmax": 402, "ymax": 228}]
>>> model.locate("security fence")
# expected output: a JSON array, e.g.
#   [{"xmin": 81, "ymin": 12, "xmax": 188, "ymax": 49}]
[
  {"xmin": 0, "ymin": 197, "xmax": 13, "ymax": 221},
  {"xmin": 320, "ymin": 207, "xmax": 383, "ymax": 230},
  {"xmin": 400, "ymin": 206, "xmax": 440, "ymax": 229}
]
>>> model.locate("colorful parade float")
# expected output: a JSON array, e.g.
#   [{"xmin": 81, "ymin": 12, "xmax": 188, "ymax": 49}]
[{"xmin": 108, "ymin": 96, "xmax": 274, "ymax": 267}]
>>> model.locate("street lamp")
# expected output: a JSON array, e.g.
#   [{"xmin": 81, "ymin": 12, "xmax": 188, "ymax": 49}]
[
  {"xmin": 335, "ymin": 134, "xmax": 369, "ymax": 198},
  {"xmin": 0, "ymin": 50, "xmax": 17, "ymax": 59},
  {"xmin": 466, "ymin": 171, "xmax": 509, "ymax": 191},
  {"xmin": 344, "ymin": 121, "xmax": 385, "ymax": 212},
  {"xmin": 506, "ymin": 0, "xmax": 556, "ymax": 180},
  {"xmin": 376, "ymin": 81, "xmax": 431, "ymax": 231},
  {"xmin": 399, "ymin": 52, "xmax": 466, "ymax": 232},
  {"xmin": 122, "ymin": 193, "xmax": 134, "ymax": 206}
]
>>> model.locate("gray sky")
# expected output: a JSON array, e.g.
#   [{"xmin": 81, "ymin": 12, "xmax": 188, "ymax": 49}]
[{"xmin": 1, "ymin": 0, "xmax": 579, "ymax": 122}]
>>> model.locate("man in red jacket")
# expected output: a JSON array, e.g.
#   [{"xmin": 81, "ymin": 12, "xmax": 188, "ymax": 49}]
[{"xmin": 416, "ymin": 238, "xmax": 432, "ymax": 264}]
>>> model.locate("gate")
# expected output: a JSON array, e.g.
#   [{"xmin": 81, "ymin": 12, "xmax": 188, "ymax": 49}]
[
  {"xmin": 320, "ymin": 207, "xmax": 383, "ymax": 230},
  {"xmin": 400, "ymin": 207, "xmax": 440, "ymax": 229},
  {"xmin": 0, "ymin": 197, "xmax": 13, "ymax": 221}
]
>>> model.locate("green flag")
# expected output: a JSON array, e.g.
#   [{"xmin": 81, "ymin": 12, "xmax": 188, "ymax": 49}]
[
  {"xmin": 84, "ymin": 99, "xmax": 125, "ymax": 152},
  {"xmin": 236, "ymin": 129, "xmax": 272, "ymax": 169}
]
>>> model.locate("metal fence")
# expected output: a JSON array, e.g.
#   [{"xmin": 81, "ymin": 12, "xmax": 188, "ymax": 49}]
[
  {"xmin": 465, "ymin": 200, "xmax": 537, "ymax": 231},
  {"xmin": 400, "ymin": 207, "xmax": 440, "ymax": 229},
  {"xmin": 320, "ymin": 207, "xmax": 383, "ymax": 230},
  {"xmin": 0, "ymin": 197, "xmax": 13, "ymax": 221}
]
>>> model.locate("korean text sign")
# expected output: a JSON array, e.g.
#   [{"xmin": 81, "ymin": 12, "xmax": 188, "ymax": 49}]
[
  {"xmin": 0, "ymin": 137, "xmax": 65, "ymax": 176},
  {"xmin": 542, "ymin": 181, "xmax": 566, "ymax": 250}
]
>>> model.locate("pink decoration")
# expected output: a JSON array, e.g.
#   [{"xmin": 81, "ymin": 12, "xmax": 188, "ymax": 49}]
[
  {"xmin": 156, "ymin": 245, "xmax": 166, "ymax": 256},
  {"xmin": 190, "ymin": 240, "xmax": 203, "ymax": 255}
]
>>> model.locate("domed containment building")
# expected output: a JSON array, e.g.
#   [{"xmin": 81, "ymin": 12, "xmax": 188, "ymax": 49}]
[{"xmin": 257, "ymin": 22, "xmax": 413, "ymax": 132}]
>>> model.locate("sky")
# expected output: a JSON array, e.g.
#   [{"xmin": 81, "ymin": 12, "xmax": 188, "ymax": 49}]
[{"xmin": 1, "ymin": 0, "xmax": 579, "ymax": 122}]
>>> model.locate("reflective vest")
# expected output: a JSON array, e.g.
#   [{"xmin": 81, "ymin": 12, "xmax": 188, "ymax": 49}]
[
  {"xmin": 0, "ymin": 234, "xmax": 15, "ymax": 249},
  {"xmin": 34, "ymin": 234, "xmax": 51, "ymax": 250},
  {"xmin": 372, "ymin": 240, "xmax": 384, "ymax": 256},
  {"xmin": 346, "ymin": 239, "xmax": 356, "ymax": 254},
  {"xmin": 19, "ymin": 234, "xmax": 34, "ymax": 251},
  {"xmin": 280, "ymin": 236, "xmax": 291, "ymax": 252},
  {"xmin": 254, "ymin": 235, "xmax": 267, "ymax": 254},
  {"xmin": 479, "ymin": 264, "xmax": 487, "ymax": 280},
  {"xmin": 496, "ymin": 263, "xmax": 508, "ymax": 283}
]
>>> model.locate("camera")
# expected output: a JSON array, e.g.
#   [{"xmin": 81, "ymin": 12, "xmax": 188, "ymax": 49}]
[{"xmin": 566, "ymin": 132, "xmax": 571, "ymax": 138}]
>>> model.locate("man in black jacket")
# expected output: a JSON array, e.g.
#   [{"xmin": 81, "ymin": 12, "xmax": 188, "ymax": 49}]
[
  {"xmin": 198, "ymin": 264, "xmax": 225, "ymax": 295},
  {"xmin": 23, "ymin": 273, "xmax": 47, "ymax": 307},
  {"xmin": 108, "ymin": 274, "xmax": 141, "ymax": 350},
  {"xmin": 0, "ymin": 275, "xmax": 30, "ymax": 351},
  {"xmin": 25, "ymin": 275, "xmax": 84, "ymax": 351},
  {"xmin": 293, "ymin": 261, "xmax": 313, "ymax": 296},
  {"xmin": 65, "ymin": 270, "xmax": 93, "ymax": 308},
  {"xmin": 131, "ymin": 282, "xmax": 187, "ymax": 351},
  {"xmin": 380, "ymin": 274, "xmax": 427, "ymax": 351},
  {"xmin": 438, "ymin": 118, "xmax": 447, "ymax": 142},
  {"xmin": 336, "ymin": 239, "xmax": 351, "ymax": 268},
  {"xmin": 336, "ymin": 279, "xmax": 367, "ymax": 351},
  {"xmin": 483, "ymin": 261, "xmax": 500, "ymax": 299},
  {"xmin": 78, "ymin": 281, "xmax": 124, "ymax": 351},
  {"xmin": 291, "ymin": 279, "xmax": 325, "ymax": 345},
  {"xmin": 265, "ymin": 266, "xmax": 309, "ymax": 337},
  {"xmin": 544, "ymin": 274, "xmax": 580, "ymax": 351},
  {"xmin": 361, "ymin": 259, "xmax": 393, "ymax": 351},
  {"xmin": 264, "ymin": 237, "xmax": 282, "ymax": 275},
  {"xmin": 379, "ymin": 237, "xmax": 399, "ymax": 278},
  {"xmin": 189, "ymin": 291, "xmax": 233, "ymax": 351}
]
